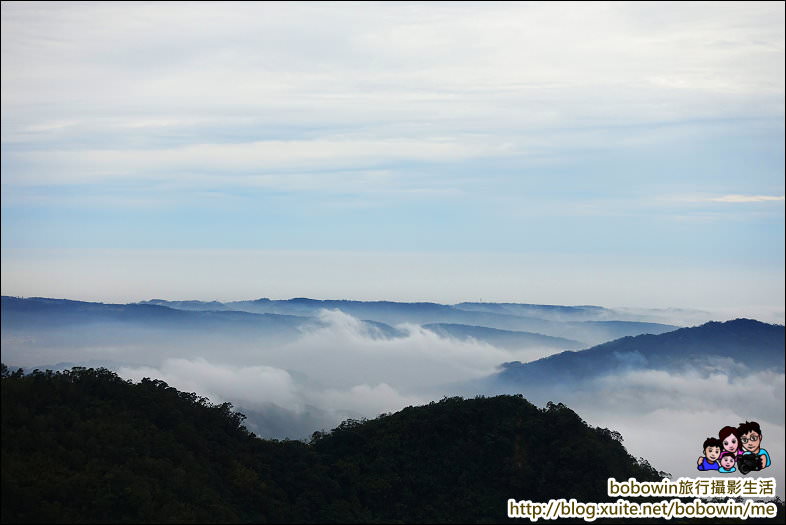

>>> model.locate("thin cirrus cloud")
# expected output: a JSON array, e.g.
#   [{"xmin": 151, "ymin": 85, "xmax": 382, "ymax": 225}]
[
  {"xmin": 2, "ymin": 137, "xmax": 520, "ymax": 186},
  {"xmin": 3, "ymin": 3, "xmax": 783, "ymax": 146},
  {"xmin": 709, "ymin": 195, "xmax": 785, "ymax": 203},
  {"xmin": 2, "ymin": 2, "xmax": 782, "ymax": 195},
  {"xmin": 664, "ymin": 194, "xmax": 786, "ymax": 205}
]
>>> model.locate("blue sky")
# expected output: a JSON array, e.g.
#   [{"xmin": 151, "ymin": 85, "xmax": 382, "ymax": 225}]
[{"xmin": 1, "ymin": 2, "xmax": 784, "ymax": 318}]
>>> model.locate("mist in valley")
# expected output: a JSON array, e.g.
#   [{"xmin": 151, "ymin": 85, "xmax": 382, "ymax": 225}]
[{"xmin": 3, "ymin": 297, "xmax": 783, "ymax": 495}]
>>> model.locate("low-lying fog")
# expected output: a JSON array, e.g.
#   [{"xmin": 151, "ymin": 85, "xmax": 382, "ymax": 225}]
[{"xmin": 3, "ymin": 307, "xmax": 783, "ymax": 495}]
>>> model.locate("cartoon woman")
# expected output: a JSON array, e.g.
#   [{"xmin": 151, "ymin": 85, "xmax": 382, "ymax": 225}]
[{"xmin": 718, "ymin": 426, "xmax": 743, "ymax": 456}]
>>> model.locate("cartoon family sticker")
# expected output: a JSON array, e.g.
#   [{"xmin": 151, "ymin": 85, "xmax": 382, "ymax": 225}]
[{"xmin": 697, "ymin": 421, "xmax": 771, "ymax": 474}]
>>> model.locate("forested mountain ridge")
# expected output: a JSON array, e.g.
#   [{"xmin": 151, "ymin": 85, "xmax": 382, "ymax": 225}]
[
  {"xmin": 496, "ymin": 318, "xmax": 785, "ymax": 387},
  {"xmin": 2, "ymin": 365, "xmax": 664, "ymax": 523}
]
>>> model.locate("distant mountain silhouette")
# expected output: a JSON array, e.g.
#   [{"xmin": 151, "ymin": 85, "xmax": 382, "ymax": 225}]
[
  {"xmin": 140, "ymin": 299, "xmax": 231, "ymax": 311},
  {"xmin": 423, "ymin": 323, "xmax": 584, "ymax": 351},
  {"xmin": 1, "ymin": 296, "xmax": 407, "ymax": 339},
  {"xmin": 1, "ymin": 365, "xmax": 665, "ymax": 523},
  {"xmin": 3, "ymin": 296, "xmax": 682, "ymax": 351},
  {"xmin": 137, "ymin": 297, "xmax": 680, "ymax": 345},
  {"xmin": 495, "ymin": 318, "xmax": 785, "ymax": 387},
  {"xmin": 454, "ymin": 302, "xmax": 614, "ymax": 321},
  {"xmin": 1, "ymin": 295, "xmax": 308, "ymax": 335},
  {"xmin": 229, "ymin": 297, "xmax": 563, "ymax": 331}
]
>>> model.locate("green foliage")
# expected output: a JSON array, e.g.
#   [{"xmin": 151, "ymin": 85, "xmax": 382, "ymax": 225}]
[
  {"xmin": 5, "ymin": 365, "xmax": 760, "ymax": 524},
  {"xmin": 1, "ymin": 366, "xmax": 314, "ymax": 523}
]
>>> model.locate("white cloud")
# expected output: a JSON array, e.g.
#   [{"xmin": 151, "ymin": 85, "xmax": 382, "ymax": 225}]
[
  {"xmin": 103, "ymin": 309, "xmax": 521, "ymax": 417},
  {"xmin": 656, "ymin": 194, "xmax": 786, "ymax": 214},
  {"xmin": 2, "ymin": 2, "xmax": 783, "ymax": 187},
  {"xmin": 494, "ymin": 367, "xmax": 786, "ymax": 494},
  {"xmin": 112, "ymin": 335, "xmax": 786, "ymax": 493},
  {"xmin": 586, "ymin": 369, "xmax": 785, "ymax": 419},
  {"xmin": 710, "ymin": 195, "xmax": 785, "ymax": 203},
  {"xmin": 118, "ymin": 358, "xmax": 301, "ymax": 410},
  {"xmin": 274, "ymin": 309, "xmax": 514, "ymax": 390},
  {"xmin": 588, "ymin": 408, "xmax": 784, "ymax": 493},
  {"xmin": 3, "ymin": 137, "xmax": 518, "ymax": 186},
  {"xmin": 317, "ymin": 383, "xmax": 422, "ymax": 417},
  {"xmin": 116, "ymin": 358, "xmax": 424, "ymax": 433}
]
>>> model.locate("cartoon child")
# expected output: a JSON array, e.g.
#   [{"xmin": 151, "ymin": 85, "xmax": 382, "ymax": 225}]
[
  {"xmin": 697, "ymin": 437, "xmax": 722, "ymax": 471},
  {"xmin": 718, "ymin": 451, "xmax": 737, "ymax": 473},
  {"xmin": 738, "ymin": 421, "xmax": 770, "ymax": 469},
  {"xmin": 718, "ymin": 426, "xmax": 743, "ymax": 456}
]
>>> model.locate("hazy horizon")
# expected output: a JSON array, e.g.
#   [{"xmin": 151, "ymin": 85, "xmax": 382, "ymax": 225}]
[
  {"xmin": 1, "ymin": 2, "xmax": 784, "ymax": 315},
  {"xmin": 1, "ymin": 248, "xmax": 783, "ymax": 324},
  {"xmin": 1, "ymin": 288, "xmax": 783, "ymax": 326}
]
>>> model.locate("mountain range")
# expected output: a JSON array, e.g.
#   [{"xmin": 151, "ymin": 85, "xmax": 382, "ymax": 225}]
[{"xmin": 2, "ymin": 296, "xmax": 680, "ymax": 361}]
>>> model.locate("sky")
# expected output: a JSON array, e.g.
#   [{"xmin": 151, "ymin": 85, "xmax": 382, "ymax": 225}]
[{"xmin": 1, "ymin": 1, "xmax": 784, "ymax": 316}]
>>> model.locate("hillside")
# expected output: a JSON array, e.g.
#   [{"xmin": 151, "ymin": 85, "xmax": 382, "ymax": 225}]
[
  {"xmin": 495, "ymin": 318, "xmax": 785, "ymax": 387},
  {"xmin": 1, "ymin": 365, "xmax": 664, "ymax": 523}
]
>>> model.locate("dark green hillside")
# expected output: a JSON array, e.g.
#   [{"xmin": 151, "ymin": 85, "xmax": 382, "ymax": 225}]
[
  {"xmin": 1, "ymin": 365, "xmax": 323, "ymax": 523},
  {"xmin": 311, "ymin": 396, "xmax": 663, "ymax": 523},
  {"xmin": 2, "ymin": 365, "xmax": 664, "ymax": 523}
]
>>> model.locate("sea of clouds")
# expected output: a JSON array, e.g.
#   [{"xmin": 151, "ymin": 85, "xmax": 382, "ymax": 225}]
[{"xmin": 105, "ymin": 309, "xmax": 785, "ymax": 493}]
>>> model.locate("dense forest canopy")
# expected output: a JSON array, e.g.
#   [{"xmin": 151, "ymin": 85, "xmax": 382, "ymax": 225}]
[{"xmin": 3, "ymin": 364, "xmax": 774, "ymax": 523}]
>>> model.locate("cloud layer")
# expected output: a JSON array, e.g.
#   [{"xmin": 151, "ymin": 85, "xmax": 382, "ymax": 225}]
[
  {"xmin": 105, "ymin": 309, "xmax": 786, "ymax": 493},
  {"xmin": 3, "ymin": 2, "xmax": 783, "ymax": 189},
  {"xmin": 489, "ymin": 367, "xmax": 785, "ymax": 494},
  {"xmin": 710, "ymin": 195, "xmax": 785, "ymax": 203}
]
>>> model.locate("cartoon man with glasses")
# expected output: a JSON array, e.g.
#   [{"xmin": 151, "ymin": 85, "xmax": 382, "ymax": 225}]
[{"xmin": 737, "ymin": 421, "xmax": 771, "ymax": 470}]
